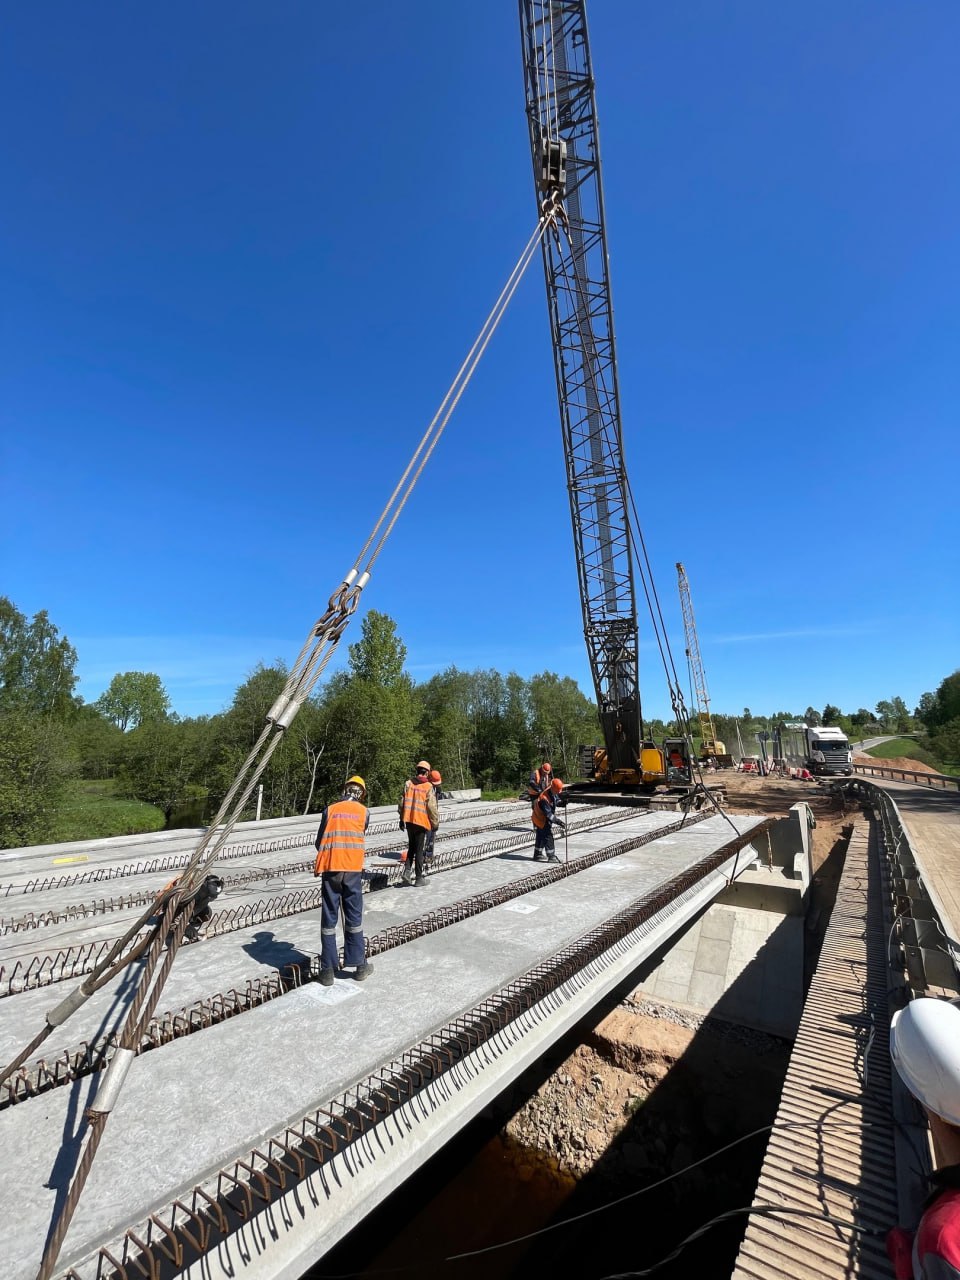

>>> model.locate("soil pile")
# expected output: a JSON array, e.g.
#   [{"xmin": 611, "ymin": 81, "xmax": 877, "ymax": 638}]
[{"xmin": 854, "ymin": 752, "xmax": 938, "ymax": 773}]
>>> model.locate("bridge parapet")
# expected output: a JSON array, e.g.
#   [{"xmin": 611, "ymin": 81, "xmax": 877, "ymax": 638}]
[
  {"xmin": 854, "ymin": 762, "xmax": 960, "ymax": 791},
  {"xmin": 855, "ymin": 778, "xmax": 960, "ymax": 999}
]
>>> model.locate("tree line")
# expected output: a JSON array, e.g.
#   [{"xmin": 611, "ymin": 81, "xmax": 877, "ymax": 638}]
[
  {"xmin": 0, "ymin": 599, "xmax": 602, "ymax": 846},
  {"xmin": 1, "ymin": 594, "xmax": 956, "ymax": 848}
]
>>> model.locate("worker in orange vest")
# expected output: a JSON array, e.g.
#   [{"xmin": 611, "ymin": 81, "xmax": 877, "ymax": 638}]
[
  {"xmin": 423, "ymin": 769, "xmax": 443, "ymax": 868},
  {"xmin": 398, "ymin": 760, "xmax": 439, "ymax": 886},
  {"xmin": 314, "ymin": 775, "xmax": 371, "ymax": 985},
  {"xmin": 532, "ymin": 777, "xmax": 565, "ymax": 863},
  {"xmin": 528, "ymin": 760, "xmax": 554, "ymax": 801}
]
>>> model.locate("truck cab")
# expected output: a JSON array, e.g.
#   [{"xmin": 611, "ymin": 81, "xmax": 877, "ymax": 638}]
[{"xmin": 804, "ymin": 725, "xmax": 853, "ymax": 776}]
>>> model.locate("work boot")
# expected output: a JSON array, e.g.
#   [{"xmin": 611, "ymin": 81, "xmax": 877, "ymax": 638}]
[
  {"xmin": 354, "ymin": 962, "xmax": 374, "ymax": 981},
  {"xmin": 533, "ymin": 854, "xmax": 546, "ymax": 861},
  {"xmin": 547, "ymin": 853, "xmax": 561, "ymax": 863},
  {"xmin": 415, "ymin": 875, "xmax": 427, "ymax": 886},
  {"xmin": 401, "ymin": 870, "xmax": 415, "ymax": 886},
  {"xmin": 318, "ymin": 967, "xmax": 335, "ymax": 987}
]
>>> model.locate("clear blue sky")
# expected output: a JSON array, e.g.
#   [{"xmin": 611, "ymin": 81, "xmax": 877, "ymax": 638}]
[{"xmin": 2, "ymin": 2, "xmax": 958, "ymax": 725}]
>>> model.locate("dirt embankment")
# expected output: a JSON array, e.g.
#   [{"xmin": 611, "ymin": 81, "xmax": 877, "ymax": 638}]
[
  {"xmin": 504, "ymin": 770, "xmax": 854, "ymax": 1241},
  {"xmin": 854, "ymin": 752, "xmax": 938, "ymax": 773}
]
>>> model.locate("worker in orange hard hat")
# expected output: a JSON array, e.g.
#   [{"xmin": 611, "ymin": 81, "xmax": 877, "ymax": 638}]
[
  {"xmin": 398, "ymin": 759, "xmax": 439, "ymax": 886},
  {"xmin": 531, "ymin": 776, "xmax": 565, "ymax": 863},
  {"xmin": 886, "ymin": 997, "xmax": 960, "ymax": 1279},
  {"xmin": 527, "ymin": 760, "xmax": 554, "ymax": 804},
  {"xmin": 423, "ymin": 769, "xmax": 443, "ymax": 869},
  {"xmin": 314, "ymin": 775, "xmax": 372, "ymax": 985}
]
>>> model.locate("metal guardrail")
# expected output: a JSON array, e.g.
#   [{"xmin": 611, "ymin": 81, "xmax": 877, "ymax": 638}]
[
  {"xmin": 854, "ymin": 762, "xmax": 960, "ymax": 792},
  {"xmin": 851, "ymin": 778, "xmax": 960, "ymax": 997}
]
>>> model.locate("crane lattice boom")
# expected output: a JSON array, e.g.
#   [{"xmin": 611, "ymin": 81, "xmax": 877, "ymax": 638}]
[
  {"xmin": 676, "ymin": 562, "xmax": 721, "ymax": 754},
  {"xmin": 519, "ymin": 0, "xmax": 641, "ymax": 773}
]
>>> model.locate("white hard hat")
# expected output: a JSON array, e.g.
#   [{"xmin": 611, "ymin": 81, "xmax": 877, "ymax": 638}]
[{"xmin": 890, "ymin": 997, "xmax": 960, "ymax": 1125}]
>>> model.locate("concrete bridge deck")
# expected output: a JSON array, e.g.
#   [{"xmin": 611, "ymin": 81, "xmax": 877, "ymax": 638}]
[{"xmin": 0, "ymin": 802, "xmax": 772, "ymax": 1280}]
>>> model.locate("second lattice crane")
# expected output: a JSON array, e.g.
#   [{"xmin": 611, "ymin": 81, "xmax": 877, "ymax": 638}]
[{"xmin": 676, "ymin": 563, "xmax": 733, "ymax": 769}]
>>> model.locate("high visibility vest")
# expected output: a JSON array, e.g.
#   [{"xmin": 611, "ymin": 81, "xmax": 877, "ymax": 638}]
[
  {"xmin": 314, "ymin": 799, "xmax": 367, "ymax": 874},
  {"xmin": 402, "ymin": 779, "xmax": 433, "ymax": 830},
  {"xmin": 531, "ymin": 794, "xmax": 554, "ymax": 829}
]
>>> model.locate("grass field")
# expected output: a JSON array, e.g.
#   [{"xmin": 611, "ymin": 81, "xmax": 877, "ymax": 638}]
[
  {"xmin": 49, "ymin": 779, "xmax": 166, "ymax": 844},
  {"xmin": 864, "ymin": 738, "xmax": 949, "ymax": 773}
]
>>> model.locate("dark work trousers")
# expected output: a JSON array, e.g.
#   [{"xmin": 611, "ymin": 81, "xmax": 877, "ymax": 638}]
[
  {"xmin": 320, "ymin": 871, "xmax": 365, "ymax": 971},
  {"xmin": 404, "ymin": 823, "xmax": 429, "ymax": 878},
  {"xmin": 533, "ymin": 823, "xmax": 556, "ymax": 859},
  {"xmin": 423, "ymin": 828, "xmax": 436, "ymax": 863}
]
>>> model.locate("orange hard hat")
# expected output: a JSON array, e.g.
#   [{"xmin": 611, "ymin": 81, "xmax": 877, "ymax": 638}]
[
  {"xmin": 541, "ymin": 761, "xmax": 552, "ymax": 771},
  {"xmin": 429, "ymin": 770, "xmax": 442, "ymax": 784},
  {"xmin": 416, "ymin": 759, "xmax": 431, "ymax": 771},
  {"xmin": 551, "ymin": 778, "xmax": 564, "ymax": 793}
]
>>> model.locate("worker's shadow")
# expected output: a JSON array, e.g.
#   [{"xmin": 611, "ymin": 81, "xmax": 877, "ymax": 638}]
[
  {"xmin": 241, "ymin": 930, "xmax": 312, "ymax": 971},
  {"xmin": 42, "ymin": 953, "xmax": 150, "ymax": 1251}
]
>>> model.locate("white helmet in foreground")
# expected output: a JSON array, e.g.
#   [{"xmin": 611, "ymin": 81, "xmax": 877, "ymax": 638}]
[{"xmin": 890, "ymin": 996, "xmax": 960, "ymax": 1126}]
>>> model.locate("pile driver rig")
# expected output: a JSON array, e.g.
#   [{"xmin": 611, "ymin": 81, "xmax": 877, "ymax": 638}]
[{"xmin": 676, "ymin": 562, "xmax": 733, "ymax": 767}]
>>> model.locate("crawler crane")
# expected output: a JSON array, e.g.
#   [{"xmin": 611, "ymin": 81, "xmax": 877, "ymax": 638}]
[{"xmin": 519, "ymin": 0, "xmax": 690, "ymax": 792}]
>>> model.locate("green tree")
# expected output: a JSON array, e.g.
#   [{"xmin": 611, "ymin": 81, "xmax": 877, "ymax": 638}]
[
  {"xmin": 204, "ymin": 664, "xmax": 321, "ymax": 818},
  {"xmin": 889, "ymin": 696, "xmax": 912, "ymax": 733},
  {"xmin": 804, "ymin": 706, "xmax": 821, "ymax": 727},
  {"xmin": 0, "ymin": 599, "xmax": 77, "ymax": 846},
  {"xmin": 0, "ymin": 597, "xmax": 78, "ymax": 718},
  {"xmin": 874, "ymin": 697, "xmax": 914, "ymax": 733},
  {"xmin": 529, "ymin": 671, "xmax": 599, "ymax": 779},
  {"xmin": 319, "ymin": 613, "xmax": 419, "ymax": 806},
  {"xmin": 347, "ymin": 611, "xmax": 406, "ymax": 686},
  {"xmin": 931, "ymin": 719, "xmax": 960, "ymax": 768},
  {"xmin": 821, "ymin": 704, "xmax": 842, "ymax": 726},
  {"xmin": 0, "ymin": 711, "xmax": 63, "ymax": 847},
  {"xmin": 914, "ymin": 692, "xmax": 938, "ymax": 727},
  {"xmin": 417, "ymin": 668, "xmax": 475, "ymax": 790},
  {"xmin": 116, "ymin": 717, "xmax": 210, "ymax": 819},
  {"xmin": 66, "ymin": 704, "xmax": 125, "ymax": 779},
  {"xmin": 96, "ymin": 671, "xmax": 170, "ymax": 731},
  {"xmin": 921, "ymin": 672, "xmax": 960, "ymax": 732}
]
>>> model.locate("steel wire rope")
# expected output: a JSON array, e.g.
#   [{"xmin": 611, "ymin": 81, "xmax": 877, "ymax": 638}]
[
  {"xmin": 445, "ymin": 1117, "xmax": 888, "ymax": 1265},
  {"xmin": 34, "ymin": 892, "xmax": 185, "ymax": 1280},
  {"xmin": 547, "ymin": 217, "xmax": 736, "ymax": 832},
  {"xmin": 361, "ymin": 210, "xmax": 556, "ymax": 572},
  {"xmin": 23, "ymin": 210, "xmax": 559, "ymax": 1280},
  {"xmin": 627, "ymin": 483, "xmax": 739, "ymax": 832},
  {"xmin": 0, "ymin": 889, "xmax": 176, "ymax": 1092}
]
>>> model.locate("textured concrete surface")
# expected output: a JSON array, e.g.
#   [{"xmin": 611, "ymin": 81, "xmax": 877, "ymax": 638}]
[
  {"xmin": 637, "ymin": 806, "xmax": 811, "ymax": 1037},
  {"xmin": 0, "ymin": 808, "xmax": 768, "ymax": 1280}
]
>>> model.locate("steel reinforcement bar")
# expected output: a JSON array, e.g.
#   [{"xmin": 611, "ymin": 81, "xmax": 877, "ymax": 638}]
[
  {"xmin": 0, "ymin": 807, "xmax": 637, "ymax": 997},
  {"xmin": 1, "ymin": 810, "xmax": 723, "ymax": 1108},
  {"xmin": 0, "ymin": 807, "xmax": 532, "ymax": 929},
  {"xmin": 60, "ymin": 820, "xmax": 768, "ymax": 1280}
]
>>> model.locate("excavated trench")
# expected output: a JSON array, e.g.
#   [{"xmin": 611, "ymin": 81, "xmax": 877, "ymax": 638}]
[{"xmin": 310, "ymin": 816, "xmax": 853, "ymax": 1280}]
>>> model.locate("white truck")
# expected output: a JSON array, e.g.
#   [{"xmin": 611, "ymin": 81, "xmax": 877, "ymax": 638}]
[{"xmin": 804, "ymin": 725, "xmax": 853, "ymax": 777}]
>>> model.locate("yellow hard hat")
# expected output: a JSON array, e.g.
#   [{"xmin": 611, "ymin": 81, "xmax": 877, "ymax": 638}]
[{"xmin": 346, "ymin": 775, "xmax": 366, "ymax": 792}]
